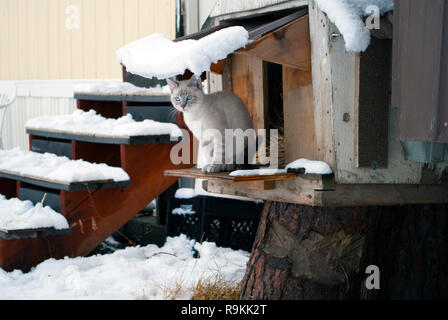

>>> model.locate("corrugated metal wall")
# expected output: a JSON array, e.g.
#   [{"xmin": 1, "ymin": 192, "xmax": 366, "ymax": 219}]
[
  {"xmin": 393, "ymin": 0, "xmax": 448, "ymax": 143},
  {"xmin": 0, "ymin": 0, "xmax": 176, "ymax": 80}
]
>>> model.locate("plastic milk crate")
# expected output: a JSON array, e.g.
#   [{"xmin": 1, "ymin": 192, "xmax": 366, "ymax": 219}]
[{"xmin": 166, "ymin": 195, "xmax": 264, "ymax": 252}]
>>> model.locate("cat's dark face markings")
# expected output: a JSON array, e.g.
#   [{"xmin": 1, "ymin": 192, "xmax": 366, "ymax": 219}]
[{"xmin": 167, "ymin": 77, "xmax": 203, "ymax": 112}]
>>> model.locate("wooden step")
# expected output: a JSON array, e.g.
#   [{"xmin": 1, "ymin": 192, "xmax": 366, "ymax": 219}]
[
  {"xmin": 0, "ymin": 149, "xmax": 130, "ymax": 191},
  {"xmin": 0, "ymin": 227, "xmax": 71, "ymax": 240},
  {"xmin": 28, "ymin": 128, "xmax": 180, "ymax": 146},
  {"xmin": 0, "ymin": 193, "xmax": 71, "ymax": 240},
  {"xmin": 0, "ymin": 169, "xmax": 130, "ymax": 191},
  {"xmin": 74, "ymin": 93, "xmax": 171, "ymax": 103}
]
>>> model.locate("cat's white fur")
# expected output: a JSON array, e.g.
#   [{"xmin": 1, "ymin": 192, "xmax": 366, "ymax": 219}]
[{"xmin": 167, "ymin": 76, "xmax": 254, "ymax": 173}]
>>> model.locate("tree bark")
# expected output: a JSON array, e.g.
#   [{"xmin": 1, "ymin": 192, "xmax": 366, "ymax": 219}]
[{"xmin": 239, "ymin": 201, "xmax": 448, "ymax": 300}]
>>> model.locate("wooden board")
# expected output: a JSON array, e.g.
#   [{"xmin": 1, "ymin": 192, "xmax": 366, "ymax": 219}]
[
  {"xmin": 27, "ymin": 129, "xmax": 179, "ymax": 146},
  {"xmin": 231, "ymin": 54, "xmax": 268, "ymax": 133},
  {"xmin": 74, "ymin": 94, "xmax": 171, "ymax": 103},
  {"xmin": 164, "ymin": 168, "xmax": 297, "ymax": 182},
  {"xmin": 282, "ymin": 66, "xmax": 316, "ymax": 163},
  {"xmin": 308, "ymin": 2, "xmax": 336, "ymax": 169},
  {"xmin": 204, "ymin": 174, "xmax": 333, "ymax": 206},
  {"xmin": 205, "ymin": 179, "xmax": 448, "ymax": 207},
  {"xmin": 0, "ymin": 169, "xmax": 129, "ymax": 192},
  {"xmin": 235, "ymin": 14, "xmax": 311, "ymax": 71}
]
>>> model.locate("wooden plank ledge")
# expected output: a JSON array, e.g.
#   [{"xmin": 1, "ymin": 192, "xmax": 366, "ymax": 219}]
[
  {"xmin": 164, "ymin": 168, "xmax": 297, "ymax": 183},
  {"xmin": 27, "ymin": 128, "xmax": 181, "ymax": 145}
]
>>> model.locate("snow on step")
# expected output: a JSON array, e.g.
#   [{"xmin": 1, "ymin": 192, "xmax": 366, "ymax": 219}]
[
  {"xmin": 26, "ymin": 109, "xmax": 183, "ymax": 139},
  {"xmin": 285, "ymin": 159, "xmax": 333, "ymax": 175},
  {"xmin": 73, "ymin": 81, "xmax": 170, "ymax": 97},
  {"xmin": 0, "ymin": 194, "xmax": 69, "ymax": 231},
  {"xmin": 0, "ymin": 148, "xmax": 129, "ymax": 184},
  {"xmin": 229, "ymin": 168, "xmax": 286, "ymax": 177},
  {"xmin": 229, "ymin": 159, "xmax": 333, "ymax": 176},
  {"xmin": 117, "ymin": 26, "xmax": 250, "ymax": 79}
]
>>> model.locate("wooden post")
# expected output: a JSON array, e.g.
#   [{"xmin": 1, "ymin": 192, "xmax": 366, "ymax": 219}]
[{"xmin": 239, "ymin": 201, "xmax": 448, "ymax": 299}]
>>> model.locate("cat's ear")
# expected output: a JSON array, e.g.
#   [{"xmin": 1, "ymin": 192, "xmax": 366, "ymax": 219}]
[
  {"xmin": 190, "ymin": 76, "xmax": 202, "ymax": 89},
  {"xmin": 166, "ymin": 78, "xmax": 179, "ymax": 92}
]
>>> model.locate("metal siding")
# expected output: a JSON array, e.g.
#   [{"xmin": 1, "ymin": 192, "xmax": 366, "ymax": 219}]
[
  {"xmin": 394, "ymin": 0, "xmax": 448, "ymax": 142},
  {"xmin": 0, "ymin": 0, "xmax": 176, "ymax": 80}
]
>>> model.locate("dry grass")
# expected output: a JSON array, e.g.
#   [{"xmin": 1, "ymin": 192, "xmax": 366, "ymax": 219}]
[{"xmin": 191, "ymin": 274, "xmax": 241, "ymax": 300}]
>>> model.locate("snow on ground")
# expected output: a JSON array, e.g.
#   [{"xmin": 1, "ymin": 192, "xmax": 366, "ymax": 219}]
[
  {"xmin": 73, "ymin": 81, "xmax": 170, "ymax": 96},
  {"xmin": 26, "ymin": 109, "xmax": 183, "ymax": 139},
  {"xmin": 0, "ymin": 148, "xmax": 129, "ymax": 183},
  {"xmin": 0, "ymin": 235, "xmax": 249, "ymax": 300},
  {"xmin": 229, "ymin": 159, "xmax": 333, "ymax": 176},
  {"xmin": 117, "ymin": 27, "xmax": 250, "ymax": 79},
  {"xmin": 315, "ymin": 0, "xmax": 393, "ymax": 52},
  {"xmin": 174, "ymin": 188, "xmax": 198, "ymax": 199},
  {"xmin": 0, "ymin": 194, "xmax": 69, "ymax": 231}
]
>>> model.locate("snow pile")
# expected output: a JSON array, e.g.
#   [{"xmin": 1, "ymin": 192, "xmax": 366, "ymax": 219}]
[
  {"xmin": 0, "ymin": 195, "xmax": 69, "ymax": 231},
  {"xmin": 229, "ymin": 159, "xmax": 333, "ymax": 176},
  {"xmin": 0, "ymin": 235, "xmax": 249, "ymax": 300},
  {"xmin": 0, "ymin": 148, "xmax": 130, "ymax": 183},
  {"xmin": 315, "ymin": 0, "xmax": 393, "ymax": 52},
  {"xmin": 117, "ymin": 27, "xmax": 250, "ymax": 79},
  {"xmin": 73, "ymin": 81, "xmax": 170, "ymax": 96},
  {"xmin": 285, "ymin": 158, "xmax": 333, "ymax": 175},
  {"xmin": 174, "ymin": 188, "xmax": 198, "ymax": 199},
  {"xmin": 26, "ymin": 109, "xmax": 183, "ymax": 139}
]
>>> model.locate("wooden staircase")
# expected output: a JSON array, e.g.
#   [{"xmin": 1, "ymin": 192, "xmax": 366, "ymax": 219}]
[{"xmin": 0, "ymin": 93, "xmax": 192, "ymax": 272}]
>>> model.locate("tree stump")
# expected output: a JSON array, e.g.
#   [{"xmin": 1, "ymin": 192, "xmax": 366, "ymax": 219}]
[{"xmin": 239, "ymin": 201, "xmax": 448, "ymax": 300}]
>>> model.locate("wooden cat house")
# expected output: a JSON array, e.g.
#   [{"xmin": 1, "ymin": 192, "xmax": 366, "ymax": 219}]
[{"xmin": 127, "ymin": 2, "xmax": 448, "ymax": 207}]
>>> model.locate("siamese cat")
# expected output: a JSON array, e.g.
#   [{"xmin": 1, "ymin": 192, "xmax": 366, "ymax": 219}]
[{"xmin": 167, "ymin": 76, "xmax": 256, "ymax": 173}]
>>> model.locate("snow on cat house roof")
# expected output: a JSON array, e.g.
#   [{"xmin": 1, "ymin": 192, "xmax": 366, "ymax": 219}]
[
  {"xmin": 116, "ymin": 26, "xmax": 250, "ymax": 80},
  {"xmin": 315, "ymin": 0, "xmax": 394, "ymax": 52},
  {"xmin": 117, "ymin": 9, "xmax": 309, "ymax": 80}
]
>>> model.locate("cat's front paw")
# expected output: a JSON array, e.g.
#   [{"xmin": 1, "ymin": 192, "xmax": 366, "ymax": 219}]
[{"xmin": 202, "ymin": 164, "xmax": 236, "ymax": 173}]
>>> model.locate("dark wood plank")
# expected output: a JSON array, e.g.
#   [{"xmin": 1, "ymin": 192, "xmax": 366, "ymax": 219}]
[
  {"xmin": 27, "ymin": 129, "xmax": 180, "ymax": 146},
  {"xmin": 75, "ymin": 94, "xmax": 171, "ymax": 103},
  {"xmin": 357, "ymin": 38, "xmax": 391, "ymax": 168},
  {"xmin": 0, "ymin": 178, "xmax": 17, "ymax": 199},
  {"xmin": 0, "ymin": 228, "xmax": 71, "ymax": 240}
]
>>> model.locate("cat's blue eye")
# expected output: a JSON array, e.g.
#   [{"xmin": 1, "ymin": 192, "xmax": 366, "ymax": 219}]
[
  {"xmin": 187, "ymin": 95, "xmax": 193, "ymax": 101},
  {"xmin": 175, "ymin": 96, "xmax": 181, "ymax": 101}
]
